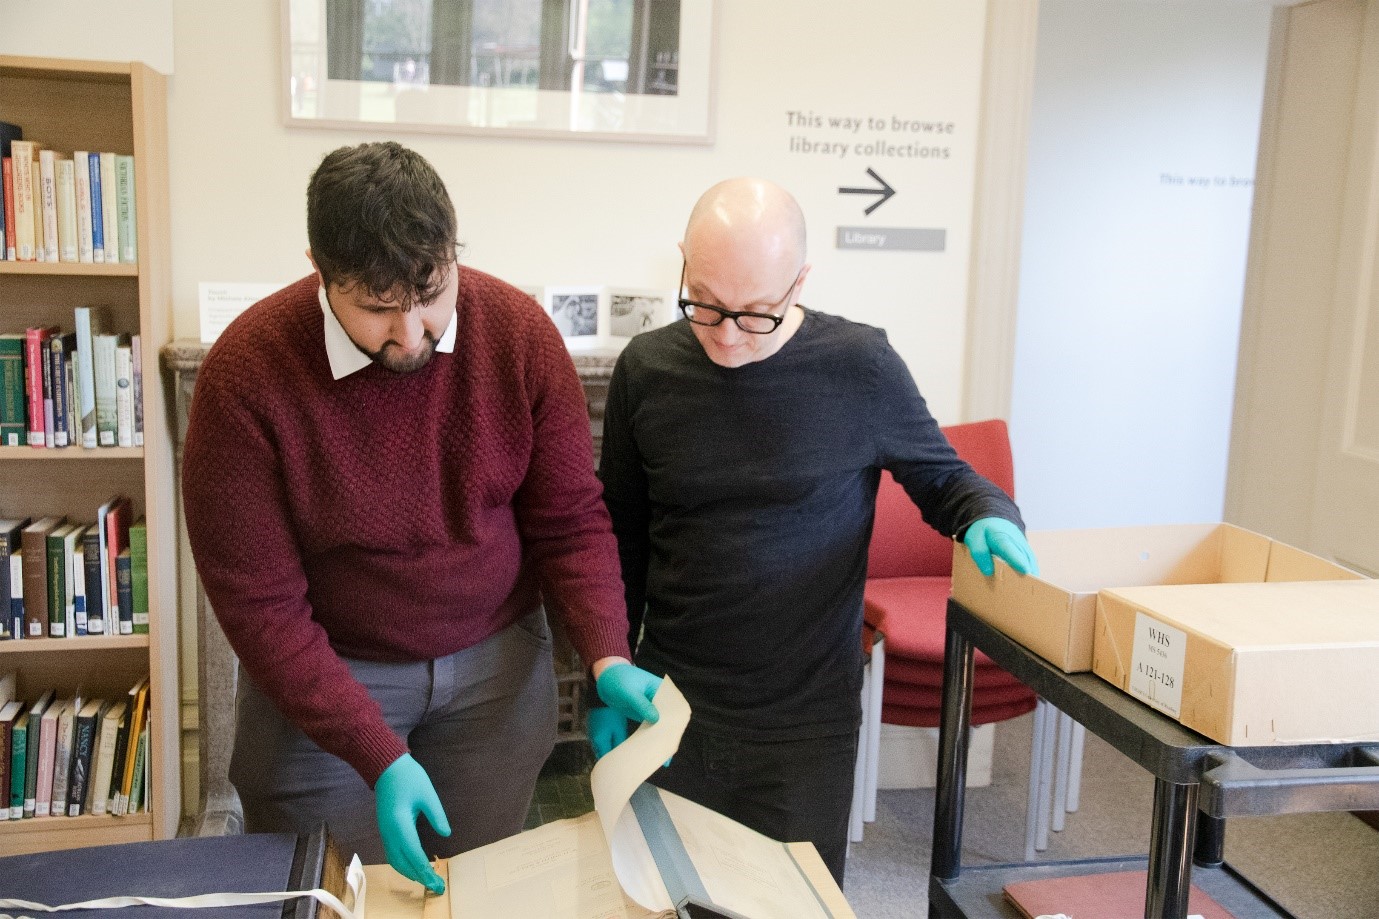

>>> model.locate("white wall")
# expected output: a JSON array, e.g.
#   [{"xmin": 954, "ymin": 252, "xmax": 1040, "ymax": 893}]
[
  {"xmin": 0, "ymin": 0, "xmax": 174, "ymax": 74},
  {"xmin": 167, "ymin": 0, "xmax": 989, "ymax": 422},
  {"xmin": 1010, "ymin": 0, "xmax": 1272, "ymax": 530}
]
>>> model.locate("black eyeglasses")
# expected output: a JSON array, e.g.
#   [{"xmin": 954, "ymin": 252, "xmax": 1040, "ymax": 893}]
[{"xmin": 677, "ymin": 263, "xmax": 803, "ymax": 334}]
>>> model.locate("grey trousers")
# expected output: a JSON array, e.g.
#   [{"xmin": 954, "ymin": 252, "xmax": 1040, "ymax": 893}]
[{"xmin": 229, "ymin": 608, "xmax": 558, "ymax": 864}]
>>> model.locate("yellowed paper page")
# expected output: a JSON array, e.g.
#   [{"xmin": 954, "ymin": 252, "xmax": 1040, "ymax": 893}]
[{"xmin": 590, "ymin": 678, "xmax": 691, "ymax": 914}]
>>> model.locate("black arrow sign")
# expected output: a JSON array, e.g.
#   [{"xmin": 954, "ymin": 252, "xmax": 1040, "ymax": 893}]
[{"xmin": 839, "ymin": 168, "xmax": 896, "ymax": 216}]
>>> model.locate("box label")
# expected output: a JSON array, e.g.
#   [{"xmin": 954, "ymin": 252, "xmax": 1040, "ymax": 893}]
[{"xmin": 1129, "ymin": 612, "xmax": 1186, "ymax": 717}]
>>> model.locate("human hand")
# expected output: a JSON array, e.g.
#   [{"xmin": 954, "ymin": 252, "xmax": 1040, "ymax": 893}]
[
  {"xmin": 586, "ymin": 706, "xmax": 631, "ymax": 759},
  {"xmin": 596, "ymin": 662, "xmax": 662, "ymax": 726},
  {"xmin": 963, "ymin": 517, "xmax": 1039, "ymax": 577},
  {"xmin": 375, "ymin": 753, "xmax": 451, "ymax": 894}
]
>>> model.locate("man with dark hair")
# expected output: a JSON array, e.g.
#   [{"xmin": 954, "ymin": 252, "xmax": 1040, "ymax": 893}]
[
  {"xmin": 593, "ymin": 177, "xmax": 1038, "ymax": 885},
  {"xmin": 182, "ymin": 142, "xmax": 660, "ymax": 893}
]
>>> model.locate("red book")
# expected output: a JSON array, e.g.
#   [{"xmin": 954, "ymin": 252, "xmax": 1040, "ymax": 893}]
[
  {"xmin": 24, "ymin": 327, "xmax": 56, "ymax": 448},
  {"xmin": 2, "ymin": 157, "xmax": 15, "ymax": 260},
  {"xmin": 103, "ymin": 496, "xmax": 131, "ymax": 631},
  {"xmin": 1003, "ymin": 870, "xmax": 1237, "ymax": 919}
]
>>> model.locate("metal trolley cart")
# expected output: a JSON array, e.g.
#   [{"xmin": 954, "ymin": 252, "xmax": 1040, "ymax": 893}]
[{"xmin": 930, "ymin": 599, "xmax": 1379, "ymax": 919}]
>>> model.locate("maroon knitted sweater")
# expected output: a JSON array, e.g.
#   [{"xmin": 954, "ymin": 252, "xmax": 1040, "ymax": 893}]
[{"xmin": 182, "ymin": 269, "xmax": 630, "ymax": 784}]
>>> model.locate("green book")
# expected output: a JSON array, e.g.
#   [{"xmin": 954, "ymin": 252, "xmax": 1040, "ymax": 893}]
[
  {"xmin": 127, "ymin": 724, "xmax": 148, "ymax": 813},
  {"xmin": 0, "ymin": 334, "xmax": 26, "ymax": 447},
  {"xmin": 22, "ymin": 689, "xmax": 54, "ymax": 817},
  {"xmin": 114, "ymin": 155, "xmax": 137, "ymax": 264},
  {"xmin": 10, "ymin": 710, "xmax": 27, "ymax": 819},
  {"xmin": 129, "ymin": 519, "xmax": 148, "ymax": 634},
  {"xmin": 45, "ymin": 524, "xmax": 75, "ymax": 637}
]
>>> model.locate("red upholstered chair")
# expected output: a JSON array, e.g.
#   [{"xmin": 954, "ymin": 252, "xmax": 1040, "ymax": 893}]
[{"xmin": 861, "ymin": 420, "xmax": 1081, "ymax": 858}]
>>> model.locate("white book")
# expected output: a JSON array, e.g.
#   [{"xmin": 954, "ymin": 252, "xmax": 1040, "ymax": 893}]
[
  {"xmin": 93, "ymin": 333, "xmax": 118, "ymax": 447},
  {"xmin": 115, "ymin": 342, "xmax": 133, "ymax": 448},
  {"xmin": 55, "ymin": 158, "xmax": 78, "ymax": 262},
  {"xmin": 73, "ymin": 151, "xmax": 94, "ymax": 263},
  {"xmin": 89, "ymin": 699, "xmax": 124, "ymax": 816},
  {"xmin": 65, "ymin": 525, "xmax": 85, "ymax": 636},
  {"xmin": 38, "ymin": 149, "xmax": 58, "ymax": 262},
  {"xmin": 89, "ymin": 498, "xmax": 114, "ymax": 636},
  {"xmin": 9, "ymin": 141, "xmax": 38, "ymax": 260},
  {"xmin": 48, "ymin": 699, "xmax": 76, "ymax": 817},
  {"xmin": 74, "ymin": 306, "xmax": 106, "ymax": 449},
  {"xmin": 131, "ymin": 334, "xmax": 143, "ymax": 447},
  {"xmin": 99, "ymin": 152, "xmax": 118, "ymax": 264}
]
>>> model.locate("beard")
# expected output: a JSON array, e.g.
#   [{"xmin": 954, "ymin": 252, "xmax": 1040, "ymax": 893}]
[{"xmin": 359, "ymin": 332, "xmax": 439, "ymax": 374}]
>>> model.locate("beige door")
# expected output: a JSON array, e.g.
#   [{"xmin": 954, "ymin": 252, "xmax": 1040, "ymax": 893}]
[{"xmin": 1227, "ymin": 0, "xmax": 1379, "ymax": 576}]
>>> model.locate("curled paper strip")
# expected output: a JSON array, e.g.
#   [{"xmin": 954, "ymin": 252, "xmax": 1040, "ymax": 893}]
[{"xmin": 0, "ymin": 854, "xmax": 366, "ymax": 919}]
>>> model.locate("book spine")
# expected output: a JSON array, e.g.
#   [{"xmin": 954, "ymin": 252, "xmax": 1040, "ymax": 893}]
[
  {"xmin": 22, "ymin": 527, "xmax": 49, "ymax": 639},
  {"xmin": 73, "ymin": 152, "xmax": 93, "ymax": 262},
  {"xmin": 2, "ymin": 156, "xmax": 15, "ymax": 260},
  {"xmin": 34, "ymin": 711, "xmax": 57, "ymax": 816},
  {"xmin": 10, "ymin": 551, "xmax": 23, "ymax": 642},
  {"xmin": 66, "ymin": 356, "xmax": 78, "ymax": 451},
  {"xmin": 82, "ymin": 528, "xmax": 104, "ymax": 635},
  {"xmin": 74, "ymin": 307, "xmax": 99, "ymax": 448},
  {"xmin": 30, "ymin": 158, "xmax": 43, "ymax": 261},
  {"xmin": 67, "ymin": 710, "xmax": 97, "ymax": 816},
  {"xmin": 132, "ymin": 334, "xmax": 144, "ymax": 447},
  {"xmin": 0, "ymin": 338, "xmax": 22, "ymax": 447},
  {"xmin": 115, "ymin": 155, "xmax": 137, "ymax": 263},
  {"xmin": 23, "ymin": 705, "xmax": 43, "ymax": 817},
  {"xmin": 10, "ymin": 142, "xmax": 33, "ymax": 261},
  {"xmin": 40, "ymin": 330, "xmax": 54, "ymax": 448},
  {"xmin": 50, "ymin": 705, "xmax": 75, "ymax": 816},
  {"xmin": 49, "ymin": 337, "xmax": 68, "ymax": 448},
  {"xmin": 38, "ymin": 149, "xmax": 57, "ymax": 262},
  {"xmin": 9, "ymin": 715, "xmax": 26, "ymax": 818},
  {"xmin": 72, "ymin": 533, "xmax": 86, "ymax": 636},
  {"xmin": 106, "ymin": 706, "xmax": 130, "ymax": 813},
  {"xmin": 116, "ymin": 549, "xmax": 133, "ymax": 635},
  {"xmin": 0, "ymin": 717, "xmax": 9, "ymax": 817},
  {"xmin": 130, "ymin": 521, "xmax": 148, "ymax": 633},
  {"xmin": 56, "ymin": 157, "xmax": 78, "ymax": 263},
  {"xmin": 0, "ymin": 153, "xmax": 5, "ymax": 258},
  {"xmin": 0, "ymin": 534, "xmax": 8, "ymax": 641},
  {"xmin": 86, "ymin": 153, "xmax": 104, "ymax": 262},
  {"xmin": 46, "ymin": 530, "xmax": 65, "ymax": 637},
  {"xmin": 99, "ymin": 153, "xmax": 118, "ymax": 264},
  {"xmin": 127, "ymin": 725, "xmax": 148, "ymax": 813},
  {"xmin": 24, "ymin": 328, "xmax": 46, "ymax": 448},
  {"xmin": 115, "ymin": 343, "xmax": 133, "ymax": 448},
  {"xmin": 93, "ymin": 334, "xmax": 118, "ymax": 446}
]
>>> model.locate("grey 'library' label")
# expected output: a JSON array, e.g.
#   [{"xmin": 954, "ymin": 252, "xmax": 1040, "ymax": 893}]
[{"xmin": 836, "ymin": 227, "xmax": 946, "ymax": 251}]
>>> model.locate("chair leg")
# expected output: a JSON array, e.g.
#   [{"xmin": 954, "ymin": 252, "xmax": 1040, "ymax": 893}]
[
  {"xmin": 1024, "ymin": 698, "xmax": 1048, "ymax": 861},
  {"xmin": 1066, "ymin": 721, "xmax": 1086, "ymax": 813},
  {"xmin": 1035, "ymin": 702, "xmax": 1058, "ymax": 851},
  {"xmin": 1052, "ymin": 710, "xmax": 1073, "ymax": 832},
  {"xmin": 850, "ymin": 656, "xmax": 869, "ymax": 844},
  {"xmin": 864, "ymin": 634, "xmax": 884, "ymax": 824}
]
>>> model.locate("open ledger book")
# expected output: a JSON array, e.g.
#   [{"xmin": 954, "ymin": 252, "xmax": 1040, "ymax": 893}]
[{"xmin": 366, "ymin": 679, "xmax": 855, "ymax": 919}]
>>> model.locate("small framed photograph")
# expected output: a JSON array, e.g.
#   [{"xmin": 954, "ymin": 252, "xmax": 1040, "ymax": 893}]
[
  {"xmin": 608, "ymin": 288, "xmax": 677, "ymax": 340},
  {"xmin": 544, "ymin": 286, "xmax": 604, "ymax": 344}
]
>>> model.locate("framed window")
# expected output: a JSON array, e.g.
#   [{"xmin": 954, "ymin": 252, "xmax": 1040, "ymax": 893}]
[{"xmin": 283, "ymin": 0, "xmax": 716, "ymax": 143}]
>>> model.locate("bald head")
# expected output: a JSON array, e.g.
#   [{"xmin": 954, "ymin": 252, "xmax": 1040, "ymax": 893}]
[{"xmin": 682, "ymin": 178, "xmax": 807, "ymax": 269}]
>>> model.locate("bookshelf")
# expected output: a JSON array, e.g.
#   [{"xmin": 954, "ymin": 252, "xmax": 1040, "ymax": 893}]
[{"xmin": 0, "ymin": 56, "xmax": 178, "ymax": 854}]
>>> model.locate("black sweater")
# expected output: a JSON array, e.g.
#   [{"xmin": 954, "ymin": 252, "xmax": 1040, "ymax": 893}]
[{"xmin": 599, "ymin": 309, "xmax": 1022, "ymax": 739}]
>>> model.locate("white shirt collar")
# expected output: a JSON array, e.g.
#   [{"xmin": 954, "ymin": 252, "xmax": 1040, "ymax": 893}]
[{"xmin": 318, "ymin": 285, "xmax": 458, "ymax": 380}]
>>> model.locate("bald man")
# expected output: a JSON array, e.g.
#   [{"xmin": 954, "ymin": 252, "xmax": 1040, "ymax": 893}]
[{"xmin": 594, "ymin": 178, "xmax": 1037, "ymax": 883}]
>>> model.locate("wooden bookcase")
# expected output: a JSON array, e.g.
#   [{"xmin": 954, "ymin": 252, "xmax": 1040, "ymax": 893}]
[{"xmin": 0, "ymin": 56, "xmax": 179, "ymax": 853}]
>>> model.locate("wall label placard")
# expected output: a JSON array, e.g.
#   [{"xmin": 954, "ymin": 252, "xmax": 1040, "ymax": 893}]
[
  {"xmin": 836, "ymin": 227, "xmax": 946, "ymax": 252},
  {"xmin": 785, "ymin": 109, "xmax": 957, "ymax": 161}
]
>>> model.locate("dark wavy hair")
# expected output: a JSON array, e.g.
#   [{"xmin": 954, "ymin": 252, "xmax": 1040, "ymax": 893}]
[{"xmin": 306, "ymin": 142, "xmax": 459, "ymax": 308}]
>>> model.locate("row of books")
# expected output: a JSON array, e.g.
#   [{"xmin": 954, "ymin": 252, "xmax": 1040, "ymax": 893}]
[
  {"xmin": 0, "ymin": 499, "xmax": 148, "ymax": 641},
  {"xmin": 0, "ymin": 672, "xmax": 151, "ymax": 821},
  {"xmin": 0, "ymin": 122, "xmax": 138, "ymax": 264},
  {"xmin": 2, "ymin": 307, "xmax": 143, "ymax": 449}
]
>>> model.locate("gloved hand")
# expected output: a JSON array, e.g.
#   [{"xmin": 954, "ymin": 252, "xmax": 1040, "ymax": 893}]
[
  {"xmin": 586, "ymin": 706, "xmax": 631, "ymax": 760},
  {"xmin": 596, "ymin": 662, "xmax": 662, "ymax": 726},
  {"xmin": 964, "ymin": 516, "xmax": 1039, "ymax": 577},
  {"xmin": 375, "ymin": 753, "xmax": 451, "ymax": 894}
]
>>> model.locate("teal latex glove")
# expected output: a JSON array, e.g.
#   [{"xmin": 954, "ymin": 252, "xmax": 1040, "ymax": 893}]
[
  {"xmin": 375, "ymin": 753, "xmax": 451, "ymax": 894},
  {"xmin": 586, "ymin": 706, "xmax": 631, "ymax": 760},
  {"xmin": 964, "ymin": 516, "xmax": 1040, "ymax": 577},
  {"xmin": 596, "ymin": 662, "xmax": 662, "ymax": 726}
]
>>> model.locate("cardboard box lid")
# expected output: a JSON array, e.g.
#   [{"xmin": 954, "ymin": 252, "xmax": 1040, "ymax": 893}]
[{"xmin": 1102, "ymin": 580, "xmax": 1379, "ymax": 649}]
